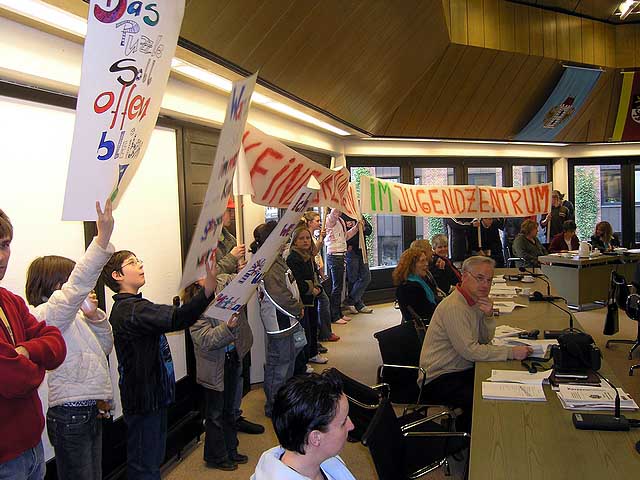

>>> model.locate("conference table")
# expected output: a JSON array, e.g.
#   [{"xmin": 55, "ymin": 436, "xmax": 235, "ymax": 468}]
[
  {"xmin": 468, "ymin": 274, "xmax": 640, "ymax": 479},
  {"xmin": 539, "ymin": 251, "xmax": 640, "ymax": 310}
]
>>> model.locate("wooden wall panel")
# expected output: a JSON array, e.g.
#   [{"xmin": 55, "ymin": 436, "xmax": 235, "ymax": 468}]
[
  {"xmin": 542, "ymin": 10, "xmax": 557, "ymax": 59},
  {"xmin": 483, "ymin": 0, "xmax": 501, "ymax": 49},
  {"xmin": 581, "ymin": 18, "xmax": 594, "ymax": 65},
  {"xmin": 528, "ymin": 6, "xmax": 544, "ymax": 57},
  {"xmin": 514, "ymin": 3, "xmax": 530, "ymax": 54}
]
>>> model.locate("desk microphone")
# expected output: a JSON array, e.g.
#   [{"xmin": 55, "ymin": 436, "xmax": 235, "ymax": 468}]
[
  {"xmin": 529, "ymin": 290, "xmax": 563, "ymax": 303},
  {"xmin": 530, "ymin": 292, "xmax": 577, "ymax": 336},
  {"xmin": 572, "ymin": 373, "xmax": 630, "ymax": 431},
  {"xmin": 519, "ymin": 266, "xmax": 551, "ymax": 296}
]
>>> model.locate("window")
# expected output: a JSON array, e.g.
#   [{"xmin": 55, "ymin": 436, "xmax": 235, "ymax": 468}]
[
  {"xmin": 467, "ymin": 167, "xmax": 503, "ymax": 186},
  {"xmin": 414, "ymin": 167, "xmax": 455, "ymax": 242},
  {"xmin": 513, "ymin": 165, "xmax": 547, "ymax": 186},
  {"xmin": 351, "ymin": 166, "xmax": 403, "ymax": 267},
  {"xmin": 573, "ymin": 165, "xmax": 622, "ymax": 242}
]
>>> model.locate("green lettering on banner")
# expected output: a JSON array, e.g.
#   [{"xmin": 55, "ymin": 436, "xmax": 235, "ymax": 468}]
[
  {"xmin": 378, "ymin": 180, "xmax": 392, "ymax": 213},
  {"xmin": 369, "ymin": 177, "xmax": 377, "ymax": 211}
]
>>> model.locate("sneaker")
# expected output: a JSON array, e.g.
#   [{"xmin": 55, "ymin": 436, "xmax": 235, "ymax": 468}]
[
  {"xmin": 326, "ymin": 333, "xmax": 340, "ymax": 342},
  {"xmin": 206, "ymin": 460, "xmax": 238, "ymax": 471},
  {"xmin": 333, "ymin": 318, "xmax": 348, "ymax": 325},
  {"xmin": 309, "ymin": 354, "xmax": 329, "ymax": 364},
  {"xmin": 236, "ymin": 416, "xmax": 265, "ymax": 435},
  {"xmin": 318, "ymin": 344, "xmax": 328, "ymax": 353},
  {"xmin": 358, "ymin": 306, "xmax": 374, "ymax": 314},
  {"xmin": 306, "ymin": 364, "xmax": 315, "ymax": 373},
  {"xmin": 229, "ymin": 452, "xmax": 249, "ymax": 464},
  {"xmin": 344, "ymin": 305, "xmax": 359, "ymax": 315}
]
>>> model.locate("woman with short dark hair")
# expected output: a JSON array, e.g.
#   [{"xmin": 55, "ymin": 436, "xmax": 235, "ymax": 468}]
[{"xmin": 549, "ymin": 220, "xmax": 580, "ymax": 253}]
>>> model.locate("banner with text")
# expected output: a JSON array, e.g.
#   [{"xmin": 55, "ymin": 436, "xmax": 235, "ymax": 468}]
[
  {"xmin": 63, "ymin": 0, "xmax": 185, "ymax": 220},
  {"xmin": 241, "ymin": 125, "xmax": 358, "ymax": 218},
  {"xmin": 180, "ymin": 74, "xmax": 257, "ymax": 290},
  {"xmin": 205, "ymin": 186, "xmax": 317, "ymax": 321},
  {"xmin": 360, "ymin": 176, "xmax": 552, "ymax": 218}
]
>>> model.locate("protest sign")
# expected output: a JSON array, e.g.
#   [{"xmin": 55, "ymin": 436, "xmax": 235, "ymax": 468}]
[
  {"xmin": 360, "ymin": 176, "xmax": 551, "ymax": 218},
  {"xmin": 241, "ymin": 125, "xmax": 358, "ymax": 218},
  {"xmin": 179, "ymin": 73, "xmax": 258, "ymax": 290},
  {"xmin": 205, "ymin": 185, "xmax": 317, "ymax": 322},
  {"xmin": 63, "ymin": 0, "xmax": 185, "ymax": 220}
]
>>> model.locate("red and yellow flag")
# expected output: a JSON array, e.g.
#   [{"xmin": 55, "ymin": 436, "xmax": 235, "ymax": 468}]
[{"xmin": 612, "ymin": 72, "xmax": 640, "ymax": 141}]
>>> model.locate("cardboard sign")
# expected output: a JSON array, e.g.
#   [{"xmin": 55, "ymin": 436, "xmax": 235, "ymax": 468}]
[
  {"xmin": 242, "ymin": 125, "xmax": 358, "ymax": 218},
  {"xmin": 360, "ymin": 176, "xmax": 552, "ymax": 218},
  {"xmin": 63, "ymin": 0, "xmax": 185, "ymax": 220},
  {"xmin": 180, "ymin": 73, "xmax": 258, "ymax": 290},
  {"xmin": 205, "ymin": 186, "xmax": 317, "ymax": 321}
]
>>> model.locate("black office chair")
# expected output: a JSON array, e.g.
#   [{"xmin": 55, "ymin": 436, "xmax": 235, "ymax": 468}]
[
  {"xmin": 362, "ymin": 398, "xmax": 470, "ymax": 480},
  {"xmin": 622, "ymin": 294, "xmax": 640, "ymax": 376},
  {"xmin": 606, "ymin": 275, "xmax": 639, "ymax": 360},
  {"xmin": 333, "ymin": 369, "xmax": 389, "ymax": 442}
]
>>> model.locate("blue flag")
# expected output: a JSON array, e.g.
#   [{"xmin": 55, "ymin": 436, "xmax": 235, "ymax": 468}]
[{"xmin": 515, "ymin": 66, "xmax": 601, "ymax": 142}]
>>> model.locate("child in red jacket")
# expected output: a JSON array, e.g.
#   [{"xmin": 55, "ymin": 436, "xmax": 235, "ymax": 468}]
[{"xmin": 0, "ymin": 208, "xmax": 66, "ymax": 479}]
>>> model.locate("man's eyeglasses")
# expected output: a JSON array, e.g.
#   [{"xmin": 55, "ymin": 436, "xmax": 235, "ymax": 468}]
[
  {"xmin": 468, "ymin": 272, "xmax": 493, "ymax": 285},
  {"xmin": 120, "ymin": 258, "xmax": 143, "ymax": 270}
]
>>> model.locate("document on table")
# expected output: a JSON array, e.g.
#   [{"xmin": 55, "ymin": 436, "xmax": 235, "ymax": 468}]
[
  {"xmin": 490, "ymin": 285, "xmax": 520, "ymax": 298},
  {"xmin": 494, "ymin": 325, "xmax": 525, "ymax": 338},
  {"xmin": 486, "ymin": 369, "xmax": 551, "ymax": 385},
  {"xmin": 556, "ymin": 385, "xmax": 639, "ymax": 411},
  {"xmin": 493, "ymin": 301, "xmax": 527, "ymax": 314},
  {"xmin": 493, "ymin": 337, "xmax": 558, "ymax": 357},
  {"xmin": 482, "ymin": 382, "xmax": 546, "ymax": 401}
]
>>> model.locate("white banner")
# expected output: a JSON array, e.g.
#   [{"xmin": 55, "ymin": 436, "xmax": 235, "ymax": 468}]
[
  {"xmin": 179, "ymin": 73, "xmax": 258, "ymax": 290},
  {"xmin": 62, "ymin": 0, "xmax": 185, "ymax": 220},
  {"xmin": 205, "ymin": 186, "xmax": 317, "ymax": 322}
]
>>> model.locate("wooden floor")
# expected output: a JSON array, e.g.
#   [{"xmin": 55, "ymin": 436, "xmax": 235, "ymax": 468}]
[{"xmin": 164, "ymin": 302, "xmax": 640, "ymax": 479}]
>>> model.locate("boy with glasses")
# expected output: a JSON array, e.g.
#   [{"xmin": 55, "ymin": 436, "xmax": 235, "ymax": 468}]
[
  {"xmin": 101, "ymin": 251, "xmax": 218, "ymax": 480},
  {"xmin": 419, "ymin": 256, "xmax": 531, "ymax": 432}
]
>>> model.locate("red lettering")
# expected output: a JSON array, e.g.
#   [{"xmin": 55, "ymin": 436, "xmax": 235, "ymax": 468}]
[
  {"xmin": 478, "ymin": 188, "xmax": 491, "ymax": 213},
  {"xmin": 119, "ymin": 82, "xmax": 136, "ymax": 129},
  {"xmin": 535, "ymin": 185, "xmax": 550, "ymax": 212},
  {"xmin": 489, "ymin": 189, "xmax": 502, "ymax": 214},
  {"xmin": 428, "ymin": 188, "xmax": 444, "ymax": 215},
  {"xmin": 127, "ymin": 95, "xmax": 144, "ymax": 120},
  {"xmin": 266, "ymin": 158, "xmax": 297, "ymax": 203},
  {"xmin": 454, "ymin": 189, "xmax": 466, "ymax": 214},
  {"xmin": 280, "ymin": 166, "xmax": 313, "ymax": 205},
  {"xmin": 394, "ymin": 184, "xmax": 408, "ymax": 212},
  {"xmin": 242, "ymin": 130, "xmax": 262, "ymax": 153},
  {"xmin": 441, "ymin": 189, "xmax": 454, "ymax": 214},
  {"xmin": 523, "ymin": 188, "xmax": 536, "ymax": 214},
  {"xmin": 250, "ymin": 147, "xmax": 282, "ymax": 181},
  {"xmin": 416, "ymin": 189, "xmax": 431, "ymax": 214},
  {"xmin": 497, "ymin": 189, "xmax": 510, "ymax": 215},
  {"xmin": 94, "ymin": 91, "xmax": 114, "ymax": 114},
  {"xmin": 109, "ymin": 84, "xmax": 127, "ymax": 130},
  {"xmin": 508, "ymin": 190, "xmax": 524, "ymax": 215},
  {"xmin": 465, "ymin": 188, "xmax": 477, "ymax": 214}
]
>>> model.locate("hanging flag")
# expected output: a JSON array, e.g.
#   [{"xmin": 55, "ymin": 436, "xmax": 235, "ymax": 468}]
[
  {"xmin": 63, "ymin": 0, "xmax": 185, "ymax": 220},
  {"xmin": 514, "ymin": 66, "xmax": 601, "ymax": 142},
  {"xmin": 612, "ymin": 72, "xmax": 640, "ymax": 141}
]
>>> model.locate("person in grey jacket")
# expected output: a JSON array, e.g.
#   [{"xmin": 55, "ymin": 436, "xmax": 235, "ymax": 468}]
[
  {"xmin": 251, "ymin": 222, "xmax": 306, "ymax": 418},
  {"xmin": 187, "ymin": 273, "xmax": 251, "ymax": 472},
  {"xmin": 512, "ymin": 219, "xmax": 547, "ymax": 268}
]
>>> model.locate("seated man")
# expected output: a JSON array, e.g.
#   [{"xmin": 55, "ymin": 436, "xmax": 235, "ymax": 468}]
[
  {"xmin": 252, "ymin": 369, "xmax": 356, "ymax": 480},
  {"xmin": 420, "ymin": 256, "xmax": 531, "ymax": 433}
]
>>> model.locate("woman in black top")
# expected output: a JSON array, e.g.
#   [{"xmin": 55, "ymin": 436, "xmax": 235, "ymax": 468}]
[{"xmin": 393, "ymin": 247, "xmax": 438, "ymax": 326}]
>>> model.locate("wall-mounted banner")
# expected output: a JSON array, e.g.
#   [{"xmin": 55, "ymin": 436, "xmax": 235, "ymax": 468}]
[
  {"xmin": 62, "ymin": 0, "xmax": 185, "ymax": 220},
  {"xmin": 514, "ymin": 66, "xmax": 601, "ymax": 142},
  {"xmin": 612, "ymin": 72, "xmax": 640, "ymax": 141},
  {"xmin": 241, "ymin": 125, "xmax": 359, "ymax": 218},
  {"xmin": 180, "ymin": 73, "xmax": 258, "ymax": 290},
  {"xmin": 205, "ymin": 186, "xmax": 317, "ymax": 321},
  {"xmin": 360, "ymin": 176, "xmax": 552, "ymax": 218}
]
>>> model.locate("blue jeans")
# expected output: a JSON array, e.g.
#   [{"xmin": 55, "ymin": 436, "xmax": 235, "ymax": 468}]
[
  {"xmin": 317, "ymin": 288, "xmax": 333, "ymax": 340},
  {"xmin": 46, "ymin": 404, "xmax": 102, "ymax": 480},
  {"xmin": 345, "ymin": 251, "xmax": 371, "ymax": 310},
  {"xmin": 203, "ymin": 350, "xmax": 240, "ymax": 463},
  {"xmin": 263, "ymin": 321, "xmax": 303, "ymax": 417},
  {"xmin": 0, "ymin": 441, "xmax": 44, "ymax": 480},
  {"xmin": 124, "ymin": 408, "xmax": 167, "ymax": 480},
  {"xmin": 327, "ymin": 253, "xmax": 345, "ymax": 322}
]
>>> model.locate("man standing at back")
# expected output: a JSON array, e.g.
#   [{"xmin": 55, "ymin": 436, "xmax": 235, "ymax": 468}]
[
  {"xmin": 0, "ymin": 209, "xmax": 66, "ymax": 479},
  {"xmin": 420, "ymin": 256, "xmax": 531, "ymax": 432}
]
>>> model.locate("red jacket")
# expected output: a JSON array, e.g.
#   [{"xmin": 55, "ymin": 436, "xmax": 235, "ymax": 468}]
[
  {"xmin": 548, "ymin": 233, "xmax": 580, "ymax": 253},
  {"xmin": 0, "ymin": 287, "xmax": 66, "ymax": 463}
]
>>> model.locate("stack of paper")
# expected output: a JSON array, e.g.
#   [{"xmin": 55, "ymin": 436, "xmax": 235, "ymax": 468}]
[
  {"xmin": 494, "ymin": 325, "xmax": 525, "ymax": 338},
  {"xmin": 490, "ymin": 285, "xmax": 520, "ymax": 298},
  {"xmin": 493, "ymin": 301, "xmax": 527, "ymax": 314},
  {"xmin": 487, "ymin": 369, "xmax": 552, "ymax": 385},
  {"xmin": 493, "ymin": 276, "xmax": 507, "ymax": 283},
  {"xmin": 557, "ymin": 385, "xmax": 639, "ymax": 411},
  {"xmin": 482, "ymin": 382, "xmax": 546, "ymax": 402},
  {"xmin": 493, "ymin": 337, "xmax": 558, "ymax": 357}
]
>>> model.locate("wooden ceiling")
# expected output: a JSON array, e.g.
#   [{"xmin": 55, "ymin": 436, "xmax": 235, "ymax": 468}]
[
  {"xmin": 509, "ymin": 1, "xmax": 625, "ymax": 24},
  {"xmin": 38, "ymin": 0, "xmax": 640, "ymax": 142}
]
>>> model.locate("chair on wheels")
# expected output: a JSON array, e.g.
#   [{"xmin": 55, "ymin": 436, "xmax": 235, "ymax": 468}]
[
  {"xmin": 605, "ymin": 274, "xmax": 639, "ymax": 361},
  {"xmin": 621, "ymin": 294, "xmax": 640, "ymax": 376},
  {"xmin": 333, "ymin": 368, "xmax": 389, "ymax": 442},
  {"xmin": 361, "ymin": 397, "xmax": 470, "ymax": 480}
]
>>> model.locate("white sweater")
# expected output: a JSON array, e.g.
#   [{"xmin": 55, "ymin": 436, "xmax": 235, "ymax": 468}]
[
  {"xmin": 33, "ymin": 239, "xmax": 115, "ymax": 407},
  {"xmin": 251, "ymin": 446, "xmax": 356, "ymax": 480}
]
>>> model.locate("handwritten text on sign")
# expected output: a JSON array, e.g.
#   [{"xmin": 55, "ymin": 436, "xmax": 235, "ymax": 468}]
[
  {"xmin": 205, "ymin": 186, "xmax": 317, "ymax": 322},
  {"xmin": 242, "ymin": 125, "xmax": 358, "ymax": 218},
  {"xmin": 360, "ymin": 176, "xmax": 552, "ymax": 218}
]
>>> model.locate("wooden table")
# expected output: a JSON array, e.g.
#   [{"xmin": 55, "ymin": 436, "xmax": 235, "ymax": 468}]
[
  {"xmin": 539, "ymin": 252, "xmax": 640, "ymax": 310},
  {"xmin": 469, "ymin": 276, "xmax": 640, "ymax": 479}
]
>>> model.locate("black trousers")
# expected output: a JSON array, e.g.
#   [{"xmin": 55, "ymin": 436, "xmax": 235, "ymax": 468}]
[{"xmin": 422, "ymin": 367, "xmax": 475, "ymax": 433}]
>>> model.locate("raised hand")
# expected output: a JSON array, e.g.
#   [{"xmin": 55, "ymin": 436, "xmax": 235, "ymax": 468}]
[
  {"xmin": 96, "ymin": 198, "xmax": 114, "ymax": 249},
  {"xmin": 203, "ymin": 257, "xmax": 218, "ymax": 298}
]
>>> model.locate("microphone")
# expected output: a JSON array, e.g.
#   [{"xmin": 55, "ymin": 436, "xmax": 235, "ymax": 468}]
[
  {"xmin": 572, "ymin": 374, "xmax": 629, "ymax": 431},
  {"xmin": 530, "ymin": 292, "xmax": 577, "ymax": 336},
  {"xmin": 519, "ymin": 266, "xmax": 551, "ymax": 296},
  {"xmin": 529, "ymin": 290, "xmax": 563, "ymax": 302}
]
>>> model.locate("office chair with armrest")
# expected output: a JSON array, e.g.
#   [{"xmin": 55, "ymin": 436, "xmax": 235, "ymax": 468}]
[
  {"xmin": 332, "ymin": 368, "xmax": 389, "ymax": 442},
  {"xmin": 606, "ymin": 280, "xmax": 640, "ymax": 360},
  {"xmin": 361, "ymin": 398, "xmax": 470, "ymax": 480}
]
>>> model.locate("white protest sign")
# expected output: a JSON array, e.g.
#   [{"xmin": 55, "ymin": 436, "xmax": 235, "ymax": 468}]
[
  {"xmin": 205, "ymin": 185, "xmax": 317, "ymax": 321},
  {"xmin": 179, "ymin": 73, "xmax": 258, "ymax": 290},
  {"xmin": 63, "ymin": 0, "xmax": 185, "ymax": 220}
]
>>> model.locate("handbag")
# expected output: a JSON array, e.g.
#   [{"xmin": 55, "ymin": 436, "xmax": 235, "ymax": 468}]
[
  {"xmin": 603, "ymin": 272, "xmax": 619, "ymax": 336},
  {"xmin": 292, "ymin": 323, "xmax": 307, "ymax": 350}
]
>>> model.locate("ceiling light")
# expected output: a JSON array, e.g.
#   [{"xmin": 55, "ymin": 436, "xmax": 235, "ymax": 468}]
[
  {"xmin": 0, "ymin": 0, "xmax": 87, "ymax": 36},
  {"xmin": 618, "ymin": 1, "xmax": 640, "ymax": 20}
]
